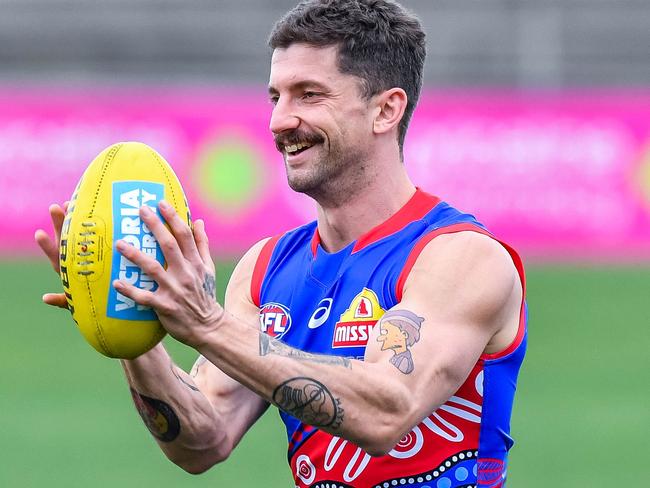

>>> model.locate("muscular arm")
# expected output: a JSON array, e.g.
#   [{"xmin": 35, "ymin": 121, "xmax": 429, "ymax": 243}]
[
  {"xmin": 194, "ymin": 233, "xmax": 521, "ymax": 455},
  {"xmin": 121, "ymin": 236, "xmax": 270, "ymax": 473},
  {"xmin": 117, "ymin": 205, "xmax": 523, "ymax": 457},
  {"xmin": 35, "ymin": 203, "xmax": 269, "ymax": 473}
]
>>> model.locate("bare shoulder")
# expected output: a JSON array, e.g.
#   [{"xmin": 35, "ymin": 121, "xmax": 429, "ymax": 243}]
[
  {"xmin": 224, "ymin": 237, "xmax": 273, "ymax": 309},
  {"xmin": 402, "ymin": 231, "xmax": 522, "ymax": 352},
  {"xmin": 404, "ymin": 231, "xmax": 518, "ymax": 294}
]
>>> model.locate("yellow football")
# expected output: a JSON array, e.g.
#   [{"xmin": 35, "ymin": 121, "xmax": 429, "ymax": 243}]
[{"xmin": 59, "ymin": 142, "xmax": 191, "ymax": 359}]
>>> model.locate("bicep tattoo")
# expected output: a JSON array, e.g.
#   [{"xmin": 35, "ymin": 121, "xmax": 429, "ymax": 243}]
[
  {"xmin": 376, "ymin": 310, "xmax": 424, "ymax": 375},
  {"xmin": 259, "ymin": 333, "xmax": 350, "ymax": 368},
  {"xmin": 272, "ymin": 377, "xmax": 344, "ymax": 430},
  {"xmin": 130, "ymin": 388, "xmax": 181, "ymax": 442}
]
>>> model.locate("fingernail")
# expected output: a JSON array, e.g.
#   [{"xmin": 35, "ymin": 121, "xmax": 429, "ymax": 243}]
[
  {"xmin": 113, "ymin": 280, "xmax": 123, "ymax": 289},
  {"xmin": 115, "ymin": 240, "xmax": 125, "ymax": 250},
  {"xmin": 159, "ymin": 200, "xmax": 170, "ymax": 210},
  {"xmin": 140, "ymin": 205, "xmax": 152, "ymax": 215}
]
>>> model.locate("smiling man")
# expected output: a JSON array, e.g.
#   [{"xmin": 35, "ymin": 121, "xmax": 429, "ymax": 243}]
[{"xmin": 37, "ymin": 1, "xmax": 527, "ymax": 487}]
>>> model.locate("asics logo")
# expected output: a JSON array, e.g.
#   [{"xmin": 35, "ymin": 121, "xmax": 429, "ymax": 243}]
[{"xmin": 308, "ymin": 298, "xmax": 333, "ymax": 329}]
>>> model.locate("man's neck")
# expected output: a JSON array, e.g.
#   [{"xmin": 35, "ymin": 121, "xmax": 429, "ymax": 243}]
[{"xmin": 315, "ymin": 167, "xmax": 416, "ymax": 253}]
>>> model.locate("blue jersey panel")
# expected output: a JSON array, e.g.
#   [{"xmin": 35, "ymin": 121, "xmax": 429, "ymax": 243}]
[{"xmin": 254, "ymin": 189, "xmax": 526, "ymax": 487}]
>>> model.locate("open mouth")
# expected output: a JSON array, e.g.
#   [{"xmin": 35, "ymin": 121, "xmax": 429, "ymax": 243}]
[{"xmin": 284, "ymin": 142, "xmax": 315, "ymax": 156}]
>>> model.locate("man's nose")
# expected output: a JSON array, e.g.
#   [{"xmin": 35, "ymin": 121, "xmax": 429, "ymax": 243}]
[{"xmin": 269, "ymin": 98, "xmax": 300, "ymax": 135}]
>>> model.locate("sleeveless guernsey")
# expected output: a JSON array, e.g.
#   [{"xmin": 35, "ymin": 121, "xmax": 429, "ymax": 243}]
[{"xmin": 251, "ymin": 189, "xmax": 527, "ymax": 488}]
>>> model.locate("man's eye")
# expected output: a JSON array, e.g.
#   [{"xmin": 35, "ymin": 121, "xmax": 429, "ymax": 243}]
[
  {"xmin": 269, "ymin": 96, "xmax": 279, "ymax": 105},
  {"xmin": 303, "ymin": 92, "xmax": 320, "ymax": 99}
]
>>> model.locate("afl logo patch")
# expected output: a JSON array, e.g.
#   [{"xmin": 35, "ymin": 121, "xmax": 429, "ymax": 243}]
[{"xmin": 259, "ymin": 302, "xmax": 292, "ymax": 339}]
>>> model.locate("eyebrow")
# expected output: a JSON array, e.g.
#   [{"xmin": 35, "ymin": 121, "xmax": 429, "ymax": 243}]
[{"xmin": 268, "ymin": 79, "xmax": 330, "ymax": 95}]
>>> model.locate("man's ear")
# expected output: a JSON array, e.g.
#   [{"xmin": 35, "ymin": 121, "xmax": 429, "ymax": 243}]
[{"xmin": 373, "ymin": 88, "xmax": 408, "ymax": 135}]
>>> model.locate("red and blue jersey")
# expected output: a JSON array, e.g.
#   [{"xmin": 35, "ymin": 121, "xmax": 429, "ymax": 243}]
[{"xmin": 251, "ymin": 189, "xmax": 527, "ymax": 488}]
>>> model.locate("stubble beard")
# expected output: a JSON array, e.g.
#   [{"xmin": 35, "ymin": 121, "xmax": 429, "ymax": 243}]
[{"xmin": 285, "ymin": 140, "xmax": 368, "ymax": 205}]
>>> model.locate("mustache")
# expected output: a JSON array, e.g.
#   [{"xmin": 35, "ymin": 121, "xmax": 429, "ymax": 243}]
[{"xmin": 274, "ymin": 130, "xmax": 324, "ymax": 152}]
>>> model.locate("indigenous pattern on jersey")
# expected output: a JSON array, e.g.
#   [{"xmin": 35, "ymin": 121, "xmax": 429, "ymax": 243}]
[{"xmin": 251, "ymin": 189, "xmax": 527, "ymax": 488}]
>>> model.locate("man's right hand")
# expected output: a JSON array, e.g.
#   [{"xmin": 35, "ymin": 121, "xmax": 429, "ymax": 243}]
[
  {"xmin": 33, "ymin": 205, "xmax": 270, "ymax": 473},
  {"xmin": 34, "ymin": 202, "xmax": 68, "ymax": 309}
]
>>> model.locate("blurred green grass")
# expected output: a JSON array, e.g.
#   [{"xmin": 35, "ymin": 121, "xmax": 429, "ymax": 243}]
[{"xmin": 0, "ymin": 261, "xmax": 648, "ymax": 487}]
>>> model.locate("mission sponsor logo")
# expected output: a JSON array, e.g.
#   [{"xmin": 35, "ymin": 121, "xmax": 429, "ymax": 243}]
[
  {"xmin": 332, "ymin": 288, "xmax": 386, "ymax": 348},
  {"xmin": 259, "ymin": 302, "xmax": 292, "ymax": 339}
]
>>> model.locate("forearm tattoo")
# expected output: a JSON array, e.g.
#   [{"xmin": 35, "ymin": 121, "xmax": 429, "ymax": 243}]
[
  {"xmin": 202, "ymin": 274, "xmax": 216, "ymax": 299},
  {"xmin": 376, "ymin": 309, "xmax": 425, "ymax": 375},
  {"xmin": 259, "ymin": 333, "xmax": 351, "ymax": 368},
  {"xmin": 190, "ymin": 355, "xmax": 208, "ymax": 378},
  {"xmin": 130, "ymin": 388, "xmax": 181, "ymax": 442},
  {"xmin": 170, "ymin": 362, "xmax": 199, "ymax": 392},
  {"xmin": 272, "ymin": 377, "xmax": 344, "ymax": 430}
]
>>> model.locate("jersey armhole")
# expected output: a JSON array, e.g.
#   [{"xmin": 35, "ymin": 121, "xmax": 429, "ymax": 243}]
[
  {"xmin": 394, "ymin": 223, "xmax": 527, "ymax": 360},
  {"xmin": 250, "ymin": 235, "xmax": 281, "ymax": 307}
]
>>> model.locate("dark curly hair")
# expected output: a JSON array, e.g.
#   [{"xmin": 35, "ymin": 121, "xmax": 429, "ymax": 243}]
[{"xmin": 268, "ymin": 0, "xmax": 426, "ymax": 154}]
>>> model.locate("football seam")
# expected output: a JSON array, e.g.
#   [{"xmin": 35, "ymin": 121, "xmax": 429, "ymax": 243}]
[
  {"xmin": 87, "ymin": 143, "xmax": 120, "ymax": 357},
  {"xmin": 85, "ymin": 278, "xmax": 113, "ymax": 357},
  {"xmin": 142, "ymin": 329, "xmax": 165, "ymax": 356},
  {"xmin": 90, "ymin": 143, "xmax": 122, "ymax": 214},
  {"xmin": 149, "ymin": 148, "xmax": 179, "ymax": 207}
]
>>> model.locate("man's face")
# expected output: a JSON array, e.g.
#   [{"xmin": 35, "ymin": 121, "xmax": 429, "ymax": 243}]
[
  {"xmin": 377, "ymin": 320, "xmax": 408, "ymax": 353},
  {"xmin": 268, "ymin": 44, "xmax": 374, "ymax": 197}
]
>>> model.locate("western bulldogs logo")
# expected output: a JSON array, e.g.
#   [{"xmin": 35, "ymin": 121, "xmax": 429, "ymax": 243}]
[{"xmin": 259, "ymin": 302, "xmax": 292, "ymax": 339}]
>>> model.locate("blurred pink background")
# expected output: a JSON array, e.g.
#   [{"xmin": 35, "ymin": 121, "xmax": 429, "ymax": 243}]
[{"xmin": 1, "ymin": 88, "xmax": 649, "ymax": 260}]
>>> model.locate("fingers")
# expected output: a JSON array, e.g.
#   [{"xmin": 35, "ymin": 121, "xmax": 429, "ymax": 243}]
[
  {"xmin": 42, "ymin": 293, "xmax": 68, "ymax": 309},
  {"xmin": 50, "ymin": 203, "xmax": 66, "ymax": 244},
  {"xmin": 35, "ymin": 229, "xmax": 60, "ymax": 273},
  {"xmin": 35, "ymin": 203, "xmax": 68, "ymax": 273},
  {"xmin": 112, "ymin": 280, "xmax": 157, "ymax": 309},
  {"xmin": 138, "ymin": 204, "xmax": 186, "ymax": 269},
  {"xmin": 157, "ymin": 201, "xmax": 203, "ymax": 265},
  {"xmin": 193, "ymin": 219, "xmax": 213, "ymax": 266},
  {"xmin": 115, "ymin": 239, "xmax": 169, "ymax": 287}
]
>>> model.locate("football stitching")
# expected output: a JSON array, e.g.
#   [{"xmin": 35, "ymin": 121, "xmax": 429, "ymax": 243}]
[
  {"xmin": 90, "ymin": 143, "xmax": 122, "ymax": 214},
  {"xmin": 87, "ymin": 143, "xmax": 132, "ymax": 357},
  {"xmin": 85, "ymin": 278, "xmax": 113, "ymax": 357},
  {"xmin": 149, "ymin": 148, "xmax": 179, "ymax": 207},
  {"xmin": 86, "ymin": 142, "xmax": 120, "ymax": 357},
  {"xmin": 77, "ymin": 221, "xmax": 97, "ymax": 273},
  {"xmin": 142, "ymin": 328, "xmax": 165, "ymax": 354}
]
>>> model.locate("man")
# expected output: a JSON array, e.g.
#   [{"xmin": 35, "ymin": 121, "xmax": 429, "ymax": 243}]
[{"xmin": 36, "ymin": 1, "xmax": 527, "ymax": 487}]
